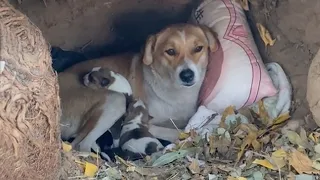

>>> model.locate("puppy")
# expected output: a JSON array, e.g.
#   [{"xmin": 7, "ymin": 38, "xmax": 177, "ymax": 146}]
[
  {"xmin": 119, "ymin": 99, "xmax": 164, "ymax": 160},
  {"xmin": 83, "ymin": 67, "xmax": 163, "ymax": 160},
  {"xmin": 60, "ymin": 23, "xmax": 218, "ymax": 146},
  {"xmin": 82, "ymin": 67, "xmax": 133, "ymax": 149},
  {"xmin": 59, "ymin": 72, "xmax": 126, "ymax": 152}
]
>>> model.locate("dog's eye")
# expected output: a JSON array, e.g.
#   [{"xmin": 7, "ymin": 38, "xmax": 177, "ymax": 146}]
[
  {"xmin": 165, "ymin": 49, "xmax": 176, "ymax": 56},
  {"xmin": 100, "ymin": 78, "xmax": 110, "ymax": 87},
  {"xmin": 194, "ymin": 46, "xmax": 203, "ymax": 53}
]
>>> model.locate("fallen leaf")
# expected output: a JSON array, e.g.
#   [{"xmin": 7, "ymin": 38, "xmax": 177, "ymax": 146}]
[
  {"xmin": 285, "ymin": 130, "xmax": 303, "ymax": 146},
  {"xmin": 252, "ymin": 159, "xmax": 275, "ymax": 170},
  {"xmin": 251, "ymin": 171, "xmax": 264, "ymax": 180},
  {"xmin": 227, "ymin": 176, "xmax": 247, "ymax": 180},
  {"xmin": 271, "ymin": 149, "xmax": 287, "ymax": 169},
  {"xmin": 84, "ymin": 162, "xmax": 98, "ymax": 177},
  {"xmin": 126, "ymin": 166, "xmax": 135, "ymax": 172},
  {"xmin": 179, "ymin": 132, "xmax": 190, "ymax": 140},
  {"xmin": 209, "ymin": 135, "xmax": 216, "ymax": 154},
  {"xmin": 315, "ymin": 144, "xmax": 320, "ymax": 154},
  {"xmin": 258, "ymin": 100, "xmax": 270, "ymax": 125},
  {"xmin": 295, "ymin": 174, "xmax": 316, "ymax": 180},
  {"xmin": 220, "ymin": 106, "xmax": 236, "ymax": 129},
  {"xmin": 256, "ymin": 23, "xmax": 276, "ymax": 46},
  {"xmin": 104, "ymin": 167, "xmax": 122, "ymax": 179},
  {"xmin": 312, "ymin": 158, "xmax": 320, "ymax": 170},
  {"xmin": 237, "ymin": 0, "xmax": 249, "ymax": 11},
  {"xmin": 236, "ymin": 124, "xmax": 258, "ymax": 162},
  {"xmin": 217, "ymin": 136, "xmax": 231, "ymax": 154},
  {"xmin": 62, "ymin": 141, "xmax": 72, "ymax": 152},
  {"xmin": 188, "ymin": 159, "xmax": 200, "ymax": 174},
  {"xmin": 289, "ymin": 149, "xmax": 320, "ymax": 174},
  {"xmin": 152, "ymin": 149, "xmax": 193, "ymax": 167},
  {"xmin": 272, "ymin": 112, "xmax": 290, "ymax": 125},
  {"xmin": 309, "ymin": 132, "xmax": 320, "ymax": 143},
  {"xmin": 208, "ymin": 174, "xmax": 219, "ymax": 180}
]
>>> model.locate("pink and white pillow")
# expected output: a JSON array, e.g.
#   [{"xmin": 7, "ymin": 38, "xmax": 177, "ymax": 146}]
[{"xmin": 191, "ymin": 0, "xmax": 277, "ymax": 113}]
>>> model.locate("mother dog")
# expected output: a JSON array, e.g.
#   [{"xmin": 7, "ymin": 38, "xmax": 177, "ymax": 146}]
[{"xmin": 59, "ymin": 23, "xmax": 218, "ymax": 151}]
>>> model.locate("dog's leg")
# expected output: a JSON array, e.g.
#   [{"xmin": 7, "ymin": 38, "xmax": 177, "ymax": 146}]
[
  {"xmin": 148, "ymin": 124, "xmax": 180, "ymax": 143},
  {"xmin": 77, "ymin": 93, "xmax": 126, "ymax": 152}
]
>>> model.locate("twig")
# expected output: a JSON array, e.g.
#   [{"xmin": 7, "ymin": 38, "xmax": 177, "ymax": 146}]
[{"xmin": 169, "ymin": 118, "xmax": 182, "ymax": 133}]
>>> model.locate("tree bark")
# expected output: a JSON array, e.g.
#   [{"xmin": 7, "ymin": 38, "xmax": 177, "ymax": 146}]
[{"xmin": 0, "ymin": 1, "xmax": 61, "ymax": 179}]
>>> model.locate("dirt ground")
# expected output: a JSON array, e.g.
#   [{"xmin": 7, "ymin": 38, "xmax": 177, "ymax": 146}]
[
  {"xmin": 8, "ymin": 0, "xmax": 320, "ymax": 178},
  {"xmin": 248, "ymin": 0, "xmax": 320, "ymax": 126}
]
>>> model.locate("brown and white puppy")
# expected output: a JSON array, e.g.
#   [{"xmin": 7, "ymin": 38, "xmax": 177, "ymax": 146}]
[
  {"xmin": 82, "ymin": 67, "xmax": 133, "ymax": 149},
  {"xmin": 83, "ymin": 67, "xmax": 163, "ymax": 160},
  {"xmin": 59, "ymin": 23, "xmax": 218, "ymax": 148},
  {"xmin": 59, "ymin": 72, "xmax": 126, "ymax": 152},
  {"xmin": 119, "ymin": 99, "xmax": 164, "ymax": 160}
]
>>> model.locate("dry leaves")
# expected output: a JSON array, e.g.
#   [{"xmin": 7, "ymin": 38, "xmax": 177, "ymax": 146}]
[
  {"xmin": 62, "ymin": 141, "xmax": 72, "ymax": 152},
  {"xmin": 289, "ymin": 149, "xmax": 320, "ymax": 174},
  {"xmin": 257, "ymin": 23, "xmax": 276, "ymax": 46}
]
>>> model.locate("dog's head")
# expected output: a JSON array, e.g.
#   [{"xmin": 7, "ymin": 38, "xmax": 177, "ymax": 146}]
[
  {"xmin": 142, "ymin": 24, "xmax": 218, "ymax": 87},
  {"xmin": 83, "ymin": 67, "xmax": 133, "ymax": 95}
]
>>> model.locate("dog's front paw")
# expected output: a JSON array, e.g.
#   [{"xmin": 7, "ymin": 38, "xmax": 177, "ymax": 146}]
[{"xmin": 185, "ymin": 105, "xmax": 219, "ymax": 133}]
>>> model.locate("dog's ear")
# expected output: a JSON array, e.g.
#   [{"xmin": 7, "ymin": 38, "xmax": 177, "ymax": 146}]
[
  {"xmin": 199, "ymin": 25, "xmax": 218, "ymax": 52},
  {"xmin": 143, "ymin": 35, "xmax": 156, "ymax": 65}
]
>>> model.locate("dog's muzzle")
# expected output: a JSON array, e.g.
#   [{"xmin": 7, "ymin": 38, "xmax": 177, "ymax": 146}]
[{"xmin": 179, "ymin": 68, "xmax": 195, "ymax": 86}]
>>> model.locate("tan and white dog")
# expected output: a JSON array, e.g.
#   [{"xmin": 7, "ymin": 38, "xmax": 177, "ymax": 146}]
[{"xmin": 59, "ymin": 23, "xmax": 218, "ymax": 152}]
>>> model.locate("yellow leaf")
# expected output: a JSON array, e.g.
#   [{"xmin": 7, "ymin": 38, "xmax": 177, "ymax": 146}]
[
  {"xmin": 312, "ymin": 158, "xmax": 320, "ymax": 170},
  {"xmin": 220, "ymin": 106, "xmax": 235, "ymax": 128},
  {"xmin": 289, "ymin": 149, "xmax": 320, "ymax": 174},
  {"xmin": 188, "ymin": 159, "xmax": 200, "ymax": 174},
  {"xmin": 84, "ymin": 162, "xmax": 98, "ymax": 177},
  {"xmin": 253, "ymin": 159, "xmax": 276, "ymax": 170},
  {"xmin": 252, "ymin": 139, "xmax": 261, "ymax": 151},
  {"xmin": 309, "ymin": 132, "xmax": 320, "ymax": 143},
  {"xmin": 179, "ymin": 132, "xmax": 190, "ymax": 140},
  {"xmin": 258, "ymin": 100, "xmax": 269, "ymax": 125},
  {"xmin": 272, "ymin": 149, "xmax": 287, "ymax": 157},
  {"xmin": 236, "ymin": 124, "xmax": 258, "ymax": 162},
  {"xmin": 271, "ymin": 149, "xmax": 287, "ymax": 169},
  {"xmin": 235, "ymin": 0, "xmax": 249, "ymax": 11},
  {"xmin": 257, "ymin": 23, "xmax": 276, "ymax": 46},
  {"xmin": 90, "ymin": 152, "xmax": 99, "ymax": 159},
  {"xmin": 272, "ymin": 113, "xmax": 290, "ymax": 125},
  {"xmin": 238, "ymin": 177, "xmax": 247, "ymax": 180},
  {"xmin": 62, "ymin": 141, "xmax": 72, "ymax": 152}
]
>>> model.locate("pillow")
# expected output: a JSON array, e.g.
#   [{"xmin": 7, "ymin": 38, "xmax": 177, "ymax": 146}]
[{"xmin": 191, "ymin": 0, "xmax": 277, "ymax": 113}]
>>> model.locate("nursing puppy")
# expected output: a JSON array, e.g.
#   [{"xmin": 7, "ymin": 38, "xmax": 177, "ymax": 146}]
[
  {"xmin": 83, "ymin": 67, "xmax": 163, "ymax": 160},
  {"xmin": 119, "ymin": 99, "xmax": 164, "ymax": 160},
  {"xmin": 60, "ymin": 23, "xmax": 218, "ymax": 148},
  {"xmin": 59, "ymin": 71, "xmax": 126, "ymax": 152},
  {"xmin": 83, "ymin": 67, "xmax": 133, "ymax": 149}
]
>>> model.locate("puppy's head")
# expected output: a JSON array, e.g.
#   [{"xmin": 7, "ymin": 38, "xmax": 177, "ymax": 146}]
[
  {"xmin": 142, "ymin": 24, "xmax": 218, "ymax": 87},
  {"xmin": 124, "ymin": 99, "xmax": 149, "ymax": 124},
  {"xmin": 83, "ymin": 67, "xmax": 133, "ymax": 95}
]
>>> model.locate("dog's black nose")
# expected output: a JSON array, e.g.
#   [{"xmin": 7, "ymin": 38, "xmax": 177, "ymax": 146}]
[{"xmin": 179, "ymin": 69, "xmax": 195, "ymax": 84}]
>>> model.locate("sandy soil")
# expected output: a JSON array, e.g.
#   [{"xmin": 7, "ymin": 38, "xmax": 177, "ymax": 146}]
[
  {"xmin": 249, "ymin": 0, "xmax": 320, "ymax": 125},
  {"xmin": 8, "ymin": 0, "xmax": 320, "ymax": 177}
]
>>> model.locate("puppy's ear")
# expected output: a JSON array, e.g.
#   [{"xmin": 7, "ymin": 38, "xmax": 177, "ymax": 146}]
[
  {"xmin": 200, "ymin": 25, "xmax": 219, "ymax": 52},
  {"xmin": 143, "ymin": 35, "xmax": 156, "ymax": 65}
]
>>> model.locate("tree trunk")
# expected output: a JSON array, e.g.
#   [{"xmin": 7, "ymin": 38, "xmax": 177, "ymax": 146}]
[{"xmin": 0, "ymin": 1, "xmax": 61, "ymax": 180}]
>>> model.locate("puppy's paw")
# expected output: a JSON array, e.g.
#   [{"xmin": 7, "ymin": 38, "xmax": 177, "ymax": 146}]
[{"xmin": 162, "ymin": 143, "xmax": 177, "ymax": 154}]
